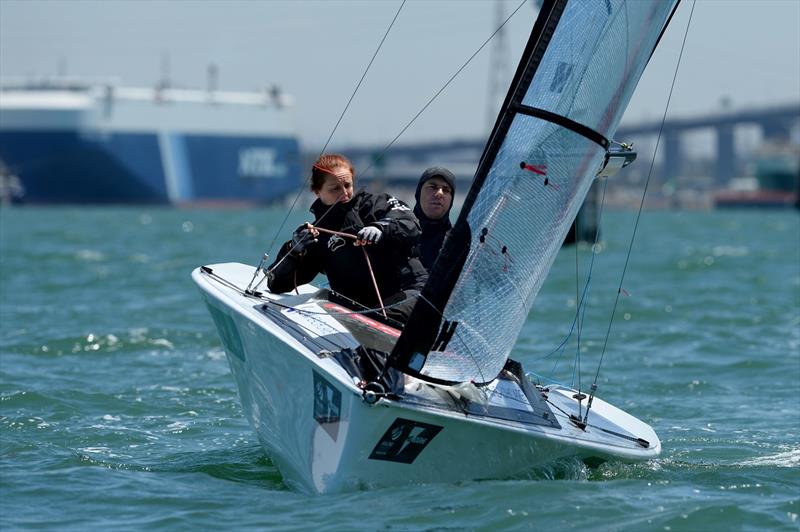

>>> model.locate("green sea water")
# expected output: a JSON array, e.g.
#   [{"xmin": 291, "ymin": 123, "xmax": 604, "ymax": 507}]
[{"xmin": 1, "ymin": 206, "xmax": 798, "ymax": 530}]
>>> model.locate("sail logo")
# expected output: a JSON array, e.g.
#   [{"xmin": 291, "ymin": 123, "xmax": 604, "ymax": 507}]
[
  {"xmin": 369, "ymin": 418, "xmax": 443, "ymax": 464},
  {"xmin": 549, "ymin": 62, "xmax": 574, "ymax": 93},
  {"xmin": 238, "ymin": 148, "xmax": 288, "ymax": 179}
]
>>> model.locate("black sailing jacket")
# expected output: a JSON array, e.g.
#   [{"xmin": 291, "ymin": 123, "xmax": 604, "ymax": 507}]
[
  {"xmin": 267, "ymin": 190, "xmax": 428, "ymax": 308},
  {"xmin": 413, "ymin": 204, "xmax": 452, "ymax": 271}
]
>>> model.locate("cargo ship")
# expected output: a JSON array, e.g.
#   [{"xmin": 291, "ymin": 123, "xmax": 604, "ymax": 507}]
[
  {"xmin": 0, "ymin": 77, "xmax": 301, "ymax": 205},
  {"xmin": 714, "ymin": 142, "xmax": 800, "ymax": 209}
]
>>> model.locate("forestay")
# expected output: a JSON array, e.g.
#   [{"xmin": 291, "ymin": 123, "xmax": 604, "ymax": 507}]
[{"xmin": 390, "ymin": 0, "xmax": 679, "ymax": 384}]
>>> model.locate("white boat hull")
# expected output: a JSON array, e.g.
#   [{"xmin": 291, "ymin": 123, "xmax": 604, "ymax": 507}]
[{"xmin": 193, "ymin": 263, "xmax": 660, "ymax": 494}]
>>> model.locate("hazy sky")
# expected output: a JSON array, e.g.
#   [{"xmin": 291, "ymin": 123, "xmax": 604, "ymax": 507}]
[{"xmin": 1, "ymin": 0, "xmax": 798, "ymax": 149}]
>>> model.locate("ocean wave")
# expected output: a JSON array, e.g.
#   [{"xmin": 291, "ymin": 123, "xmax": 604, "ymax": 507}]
[
  {"xmin": 740, "ymin": 449, "xmax": 800, "ymax": 468},
  {"xmin": 1, "ymin": 328, "xmax": 204, "ymax": 357}
]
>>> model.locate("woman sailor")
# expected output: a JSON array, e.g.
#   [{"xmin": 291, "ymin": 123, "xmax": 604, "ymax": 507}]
[{"xmin": 267, "ymin": 153, "xmax": 427, "ymax": 328}]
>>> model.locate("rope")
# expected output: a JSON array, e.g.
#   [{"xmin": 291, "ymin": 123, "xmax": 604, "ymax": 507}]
[
  {"xmin": 307, "ymin": 225, "xmax": 388, "ymax": 318},
  {"xmin": 584, "ymin": 0, "xmax": 697, "ymax": 424},
  {"xmin": 205, "ymin": 250, "xmax": 412, "ymax": 322},
  {"xmin": 274, "ymin": 295, "xmax": 415, "ymax": 317},
  {"xmin": 360, "ymin": 249, "xmax": 387, "ymax": 319},
  {"xmin": 256, "ymin": 191, "xmax": 356, "ymax": 290},
  {"xmin": 260, "ymin": 303, "xmax": 347, "ymax": 354}
]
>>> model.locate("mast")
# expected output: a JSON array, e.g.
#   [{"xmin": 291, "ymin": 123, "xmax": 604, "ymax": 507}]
[
  {"xmin": 390, "ymin": 0, "xmax": 568, "ymax": 383},
  {"xmin": 390, "ymin": 0, "xmax": 680, "ymax": 385}
]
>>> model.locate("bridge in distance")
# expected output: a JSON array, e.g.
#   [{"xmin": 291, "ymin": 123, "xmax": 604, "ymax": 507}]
[{"xmin": 338, "ymin": 102, "xmax": 800, "ymax": 188}]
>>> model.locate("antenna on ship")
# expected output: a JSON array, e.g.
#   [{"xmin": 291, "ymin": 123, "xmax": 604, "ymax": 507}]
[
  {"xmin": 207, "ymin": 63, "xmax": 218, "ymax": 103},
  {"xmin": 155, "ymin": 52, "xmax": 171, "ymax": 102},
  {"xmin": 485, "ymin": 0, "xmax": 511, "ymax": 131},
  {"xmin": 57, "ymin": 56, "xmax": 68, "ymax": 78},
  {"xmin": 160, "ymin": 52, "xmax": 171, "ymax": 89}
]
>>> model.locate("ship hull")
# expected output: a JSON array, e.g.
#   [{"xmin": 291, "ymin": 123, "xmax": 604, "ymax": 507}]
[
  {"xmin": 714, "ymin": 190, "xmax": 799, "ymax": 210},
  {"xmin": 0, "ymin": 130, "xmax": 300, "ymax": 205}
]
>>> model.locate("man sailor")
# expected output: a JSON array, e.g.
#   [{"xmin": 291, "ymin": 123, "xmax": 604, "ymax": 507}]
[{"xmin": 413, "ymin": 167, "xmax": 456, "ymax": 270}]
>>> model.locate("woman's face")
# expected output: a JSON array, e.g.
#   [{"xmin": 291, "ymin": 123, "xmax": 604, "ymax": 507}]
[{"xmin": 315, "ymin": 167, "xmax": 354, "ymax": 205}]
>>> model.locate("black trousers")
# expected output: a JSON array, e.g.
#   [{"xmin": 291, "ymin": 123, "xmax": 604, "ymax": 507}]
[
  {"xmin": 329, "ymin": 289, "xmax": 420, "ymax": 330},
  {"xmin": 372, "ymin": 289, "xmax": 420, "ymax": 330}
]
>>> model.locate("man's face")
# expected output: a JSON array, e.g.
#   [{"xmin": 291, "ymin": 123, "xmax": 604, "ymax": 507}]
[{"xmin": 419, "ymin": 176, "xmax": 453, "ymax": 220}]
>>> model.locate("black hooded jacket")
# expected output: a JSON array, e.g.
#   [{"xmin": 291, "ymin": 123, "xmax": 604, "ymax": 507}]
[
  {"xmin": 267, "ymin": 190, "xmax": 427, "ymax": 308},
  {"xmin": 414, "ymin": 204, "xmax": 451, "ymax": 270},
  {"xmin": 413, "ymin": 167, "xmax": 456, "ymax": 270}
]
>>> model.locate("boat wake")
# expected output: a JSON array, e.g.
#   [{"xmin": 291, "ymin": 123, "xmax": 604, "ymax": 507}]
[{"xmin": 739, "ymin": 449, "xmax": 800, "ymax": 468}]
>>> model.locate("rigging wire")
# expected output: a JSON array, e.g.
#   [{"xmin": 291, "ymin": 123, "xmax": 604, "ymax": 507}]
[
  {"xmin": 273, "ymin": 293, "xmax": 414, "ymax": 317},
  {"xmin": 355, "ymin": 0, "xmax": 529, "ymax": 179},
  {"xmin": 203, "ymin": 263, "xmax": 413, "ymax": 319},
  {"xmin": 264, "ymin": 1, "xmax": 407, "ymax": 256},
  {"xmin": 543, "ymin": 178, "xmax": 608, "ymax": 374},
  {"xmin": 208, "ymin": 265, "xmax": 557, "ymax": 417},
  {"xmin": 261, "ymin": 0, "xmax": 524, "ymax": 291},
  {"xmin": 573, "ymin": 210, "xmax": 582, "ymax": 418},
  {"xmin": 206, "ymin": 266, "xmax": 550, "ymax": 414},
  {"xmin": 584, "ymin": 0, "xmax": 697, "ymax": 423},
  {"xmin": 260, "ymin": 0, "xmax": 527, "ymax": 309},
  {"xmin": 569, "ymin": 179, "xmax": 611, "ymax": 390},
  {"xmin": 317, "ymin": 1, "xmax": 407, "ymax": 167},
  {"xmin": 255, "ymin": 0, "xmax": 526, "ymax": 382}
]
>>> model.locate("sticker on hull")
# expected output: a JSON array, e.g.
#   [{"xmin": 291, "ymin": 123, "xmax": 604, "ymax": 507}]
[
  {"xmin": 369, "ymin": 418, "xmax": 443, "ymax": 464},
  {"xmin": 313, "ymin": 371, "xmax": 341, "ymax": 441}
]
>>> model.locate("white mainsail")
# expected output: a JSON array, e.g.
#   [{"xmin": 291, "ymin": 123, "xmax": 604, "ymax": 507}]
[{"xmin": 391, "ymin": 0, "xmax": 679, "ymax": 384}]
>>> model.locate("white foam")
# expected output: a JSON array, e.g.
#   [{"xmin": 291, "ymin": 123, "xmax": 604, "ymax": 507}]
[{"xmin": 741, "ymin": 449, "xmax": 800, "ymax": 468}]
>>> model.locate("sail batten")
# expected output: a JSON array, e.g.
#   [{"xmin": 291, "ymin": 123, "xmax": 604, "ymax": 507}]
[
  {"xmin": 390, "ymin": 0, "xmax": 679, "ymax": 385},
  {"xmin": 512, "ymin": 104, "xmax": 610, "ymax": 149}
]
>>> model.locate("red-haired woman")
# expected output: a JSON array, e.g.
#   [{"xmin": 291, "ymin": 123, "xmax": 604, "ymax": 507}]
[{"xmin": 267, "ymin": 154, "xmax": 427, "ymax": 328}]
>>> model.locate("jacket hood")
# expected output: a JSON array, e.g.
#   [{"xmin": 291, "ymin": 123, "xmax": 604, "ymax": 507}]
[{"xmin": 414, "ymin": 167, "xmax": 456, "ymax": 223}]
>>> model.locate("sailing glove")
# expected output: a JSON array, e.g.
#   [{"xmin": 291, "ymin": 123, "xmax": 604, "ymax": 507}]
[
  {"xmin": 357, "ymin": 225, "xmax": 383, "ymax": 244},
  {"xmin": 290, "ymin": 225, "xmax": 317, "ymax": 256}
]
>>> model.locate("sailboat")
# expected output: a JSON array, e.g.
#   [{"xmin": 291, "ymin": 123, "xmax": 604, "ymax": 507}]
[{"xmin": 193, "ymin": 0, "xmax": 680, "ymax": 494}]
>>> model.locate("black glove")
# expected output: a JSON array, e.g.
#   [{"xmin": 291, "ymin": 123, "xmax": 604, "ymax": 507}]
[
  {"xmin": 289, "ymin": 225, "xmax": 317, "ymax": 256},
  {"xmin": 357, "ymin": 225, "xmax": 383, "ymax": 244}
]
